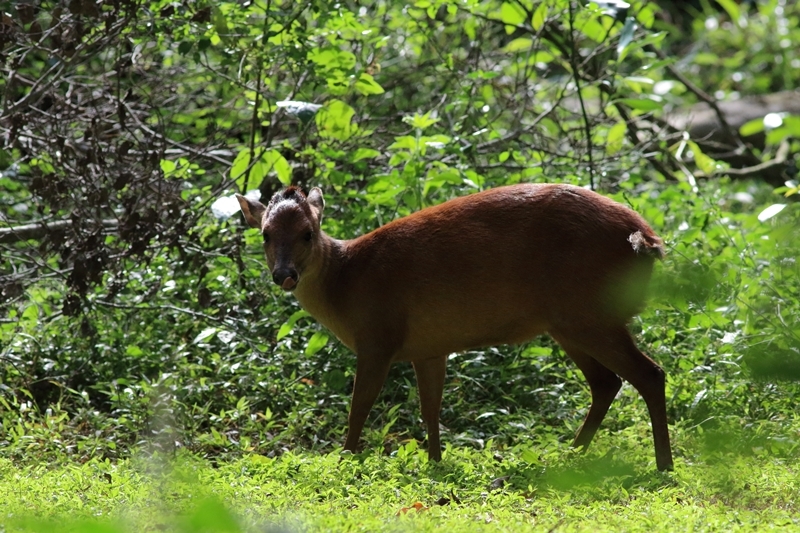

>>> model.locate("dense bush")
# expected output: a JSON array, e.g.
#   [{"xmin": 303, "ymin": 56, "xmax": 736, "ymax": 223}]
[{"xmin": 1, "ymin": 0, "xmax": 799, "ymax": 465}]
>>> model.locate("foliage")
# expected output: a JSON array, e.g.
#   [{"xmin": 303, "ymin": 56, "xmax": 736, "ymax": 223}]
[
  {"xmin": 2, "ymin": 441, "xmax": 800, "ymax": 532},
  {"xmin": 674, "ymin": 0, "xmax": 800, "ymax": 95},
  {"xmin": 1, "ymin": 0, "xmax": 799, "ymax": 491}
]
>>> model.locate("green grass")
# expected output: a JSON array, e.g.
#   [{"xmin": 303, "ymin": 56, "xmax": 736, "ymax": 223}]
[{"xmin": 3, "ymin": 423, "xmax": 799, "ymax": 533}]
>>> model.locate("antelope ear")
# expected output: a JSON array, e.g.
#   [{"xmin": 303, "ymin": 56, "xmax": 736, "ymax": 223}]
[
  {"xmin": 307, "ymin": 187, "xmax": 325, "ymax": 224},
  {"xmin": 236, "ymin": 194, "xmax": 267, "ymax": 229}
]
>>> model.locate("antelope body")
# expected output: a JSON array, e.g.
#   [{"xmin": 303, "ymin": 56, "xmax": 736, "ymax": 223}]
[{"xmin": 237, "ymin": 183, "xmax": 673, "ymax": 471}]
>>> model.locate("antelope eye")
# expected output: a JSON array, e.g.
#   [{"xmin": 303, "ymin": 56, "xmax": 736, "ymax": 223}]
[
  {"xmin": 304, "ymin": 231, "xmax": 313, "ymax": 242},
  {"xmin": 262, "ymin": 233, "xmax": 270, "ymax": 243}
]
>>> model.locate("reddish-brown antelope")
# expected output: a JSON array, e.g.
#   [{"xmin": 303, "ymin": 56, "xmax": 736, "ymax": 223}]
[{"xmin": 237, "ymin": 183, "xmax": 673, "ymax": 471}]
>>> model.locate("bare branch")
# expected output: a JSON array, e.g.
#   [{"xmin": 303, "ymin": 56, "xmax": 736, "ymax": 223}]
[
  {"xmin": 706, "ymin": 140, "xmax": 791, "ymax": 178},
  {"xmin": 0, "ymin": 219, "xmax": 118, "ymax": 244}
]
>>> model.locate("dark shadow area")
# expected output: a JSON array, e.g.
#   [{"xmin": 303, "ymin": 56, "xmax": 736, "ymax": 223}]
[
  {"xmin": 504, "ymin": 454, "xmax": 677, "ymax": 495},
  {"xmin": 743, "ymin": 342, "xmax": 800, "ymax": 382}
]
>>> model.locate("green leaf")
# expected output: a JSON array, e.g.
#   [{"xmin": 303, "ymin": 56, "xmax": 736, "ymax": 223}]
[
  {"xmin": 316, "ymin": 100, "xmax": 356, "ymax": 141},
  {"xmin": 688, "ymin": 141, "xmax": 717, "ymax": 174},
  {"xmin": 781, "ymin": 116, "xmax": 800, "ymax": 136},
  {"xmin": 617, "ymin": 30, "xmax": 668, "ymax": 63},
  {"xmin": 522, "ymin": 346, "xmax": 552, "ymax": 357},
  {"xmin": 624, "ymin": 76, "xmax": 655, "ymax": 85},
  {"xmin": 125, "ymin": 345, "xmax": 144, "ymax": 357},
  {"xmin": 277, "ymin": 310, "xmax": 310, "ymax": 341},
  {"xmin": 531, "ymin": 3, "xmax": 548, "ymax": 31},
  {"xmin": 160, "ymin": 159, "xmax": 176, "ymax": 176},
  {"xmin": 355, "ymin": 73, "xmax": 385, "ymax": 95},
  {"xmin": 500, "ymin": 2, "xmax": 526, "ymax": 27},
  {"xmin": 423, "ymin": 134, "xmax": 450, "ymax": 146},
  {"xmin": 464, "ymin": 16, "xmax": 477, "ymax": 40},
  {"xmin": 193, "ymin": 327, "xmax": 218, "ymax": 344},
  {"xmin": 275, "ymin": 323, "xmax": 292, "ymax": 341},
  {"xmin": 211, "ymin": 7, "xmax": 229, "ymax": 40},
  {"xmin": 636, "ymin": 4, "xmax": 656, "ymax": 28},
  {"xmin": 520, "ymin": 447, "xmax": 540, "ymax": 465},
  {"xmin": 739, "ymin": 118, "xmax": 765, "ymax": 137},
  {"xmin": 618, "ymin": 98, "xmax": 663, "ymax": 111},
  {"xmin": 308, "ymin": 48, "xmax": 337, "ymax": 67},
  {"xmin": 423, "ymin": 167, "xmax": 461, "ymax": 195},
  {"xmin": 230, "ymin": 149, "xmax": 272, "ymax": 190},
  {"xmin": 766, "ymin": 127, "xmax": 790, "ymax": 145},
  {"xmin": 230, "ymin": 150, "xmax": 251, "ymax": 189},
  {"xmin": 389, "ymin": 136, "xmax": 417, "ymax": 151},
  {"xmin": 693, "ymin": 52, "xmax": 723, "ymax": 66},
  {"xmin": 261, "ymin": 149, "xmax": 292, "ymax": 186},
  {"xmin": 716, "ymin": 0, "xmax": 740, "ymax": 26},
  {"xmin": 622, "ymin": 75, "xmax": 654, "ymax": 94},
  {"xmin": 21, "ymin": 304, "xmax": 38, "ymax": 327},
  {"xmin": 606, "ymin": 120, "xmax": 626, "ymax": 154},
  {"xmin": 402, "ymin": 111, "xmax": 439, "ymax": 130},
  {"xmin": 528, "ymin": 51, "xmax": 554, "ymax": 65},
  {"xmin": 503, "ymin": 38, "xmax": 533, "ymax": 53},
  {"xmin": 577, "ymin": 18, "xmax": 606, "ymax": 43},
  {"xmin": 178, "ymin": 41, "xmax": 193, "ymax": 55},
  {"xmin": 352, "ymin": 148, "xmax": 381, "ymax": 162},
  {"xmin": 305, "ymin": 331, "xmax": 329, "ymax": 356}
]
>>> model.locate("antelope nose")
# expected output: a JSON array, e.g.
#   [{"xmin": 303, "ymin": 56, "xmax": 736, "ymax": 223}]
[{"xmin": 272, "ymin": 269, "xmax": 298, "ymax": 291}]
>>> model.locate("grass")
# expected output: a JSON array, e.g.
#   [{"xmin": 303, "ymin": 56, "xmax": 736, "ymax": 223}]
[{"xmin": 2, "ymin": 422, "xmax": 799, "ymax": 533}]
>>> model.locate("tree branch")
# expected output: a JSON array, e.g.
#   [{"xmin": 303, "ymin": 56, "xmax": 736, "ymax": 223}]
[
  {"xmin": 705, "ymin": 139, "xmax": 791, "ymax": 178},
  {"xmin": 567, "ymin": 0, "xmax": 595, "ymax": 189},
  {"xmin": 0, "ymin": 219, "xmax": 118, "ymax": 244},
  {"xmin": 646, "ymin": 44, "xmax": 759, "ymax": 162}
]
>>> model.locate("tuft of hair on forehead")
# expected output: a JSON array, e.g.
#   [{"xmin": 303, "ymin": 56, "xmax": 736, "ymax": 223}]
[
  {"xmin": 266, "ymin": 186, "xmax": 315, "ymax": 220},
  {"xmin": 268, "ymin": 186, "xmax": 307, "ymax": 206}
]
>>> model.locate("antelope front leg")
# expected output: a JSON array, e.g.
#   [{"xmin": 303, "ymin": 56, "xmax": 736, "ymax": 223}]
[{"xmin": 343, "ymin": 354, "xmax": 392, "ymax": 453}]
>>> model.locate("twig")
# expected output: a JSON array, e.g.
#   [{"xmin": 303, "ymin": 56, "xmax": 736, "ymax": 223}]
[
  {"xmin": 567, "ymin": 0, "xmax": 595, "ymax": 189},
  {"xmin": 611, "ymin": 101, "xmax": 676, "ymax": 179},
  {"xmin": 0, "ymin": 219, "xmax": 118, "ymax": 244},
  {"xmin": 3, "ymin": 16, "xmax": 130, "ymax": 116},
  {"xmin": 94, "ymin": 300, "xmax": 227, "ymax": 325},
  {"xmin": 706, "ymin": 139, "xmax": 791, "ymax": 178},
  {"xmin": 243, "ymin": 67, "xmax": 263, "ymax": 193},
  {"xmin": 92, "ymin": 300, "xmax": 273, "ymax": 349},
  {"xmin": 439, "ymin": 97, "xmax": 566, "ymax": 165},
  {"xmin": 120, "ymin": 99, "xmax": 232, "ymax": 167},
  {"xmin": 646, "ymin": 44, "xmax": 758, "ymax": 160}
]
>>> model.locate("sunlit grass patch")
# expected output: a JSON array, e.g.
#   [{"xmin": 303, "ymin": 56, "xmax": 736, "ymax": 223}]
[{"xmin": 2, "ymin": 427, "xmax": 800, "ymax": 533}]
